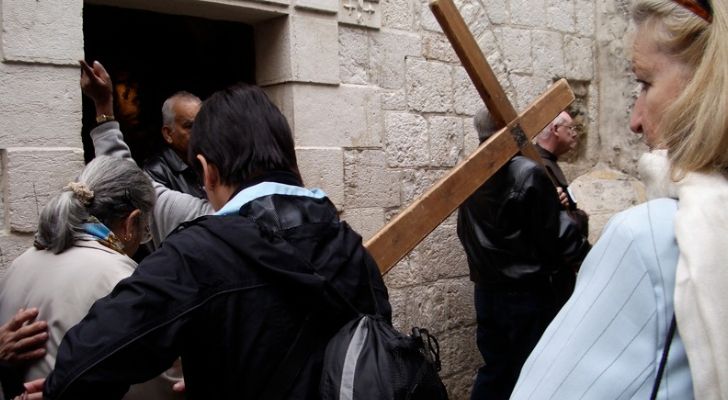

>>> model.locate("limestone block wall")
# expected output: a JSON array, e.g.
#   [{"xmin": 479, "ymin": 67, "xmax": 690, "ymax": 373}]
[
  {"xmin": 0, "ymin": 0, "xmax": 86, "ymax": 275},
  {"xmin": 0, "ymin": 0, "xmax": 646, "ymax": 398}
]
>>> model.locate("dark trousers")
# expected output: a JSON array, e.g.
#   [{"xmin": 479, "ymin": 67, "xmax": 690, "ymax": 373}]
[{"xmin": 470, "ymin": 283, "xmax": 565, "ymax": 400}]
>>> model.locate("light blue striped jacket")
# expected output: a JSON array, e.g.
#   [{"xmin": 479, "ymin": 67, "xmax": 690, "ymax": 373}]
[{"xmin": 511, "ymin": 198, "xmax": 693, "ymax": 399}]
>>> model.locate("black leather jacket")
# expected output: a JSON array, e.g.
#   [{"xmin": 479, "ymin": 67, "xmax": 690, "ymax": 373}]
[
  {"xmin": 44, "ymin": 177, "xmax": 391, "ymax": 399},
  {"xmin": 457, "ymin": 155, "xmax": 590, "ymax": 286},
  {"xmin": 143, "ymin": 147, "xmax": 206, "ymax": 199}
]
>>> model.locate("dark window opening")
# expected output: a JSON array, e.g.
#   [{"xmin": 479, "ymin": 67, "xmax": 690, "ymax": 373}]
[{"xmin": 82, "ymin": 4, "xmax": 256, "ymax": 165}]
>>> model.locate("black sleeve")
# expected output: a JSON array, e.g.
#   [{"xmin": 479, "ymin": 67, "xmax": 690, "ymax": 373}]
[
  {"xmin": 519, "ymin": 164, "xmax": 563, "ymax": 271},
  {"xmin": 557, "ymin": 210, "xmax": 591, "ymax": 273},
  {"xmin": 44, "ymin": 245, "xmax": 197, "ymax": 400}
]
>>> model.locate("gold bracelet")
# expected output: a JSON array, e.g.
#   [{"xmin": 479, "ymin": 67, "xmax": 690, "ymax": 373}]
[{"xmin": 95, "ymin": 114, "xmax": 115, "ymax": 125}]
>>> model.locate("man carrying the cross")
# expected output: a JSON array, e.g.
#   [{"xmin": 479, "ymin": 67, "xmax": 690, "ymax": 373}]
[{"xmin": 457, "ymin": 108, "xmax": 590, "ymax": 399}]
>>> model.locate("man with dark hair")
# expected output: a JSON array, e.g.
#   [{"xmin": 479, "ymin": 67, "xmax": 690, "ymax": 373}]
[
  {"xmin": 143, "ymin": 92, "xmax": 205, "ymax": 199},
  {"xmin": 458, "ymin": 108, "xmax": 590, "ymax": 400},
  {"xmin": 40, "ymin": 70, "xmax": 391, "ymax": 399}
]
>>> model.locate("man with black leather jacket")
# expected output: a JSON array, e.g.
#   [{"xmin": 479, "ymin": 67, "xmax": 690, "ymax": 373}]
[
  {"xmin": 458, "ymin": 108, "xmax": 590, "ymax": 400},
  {"xmin": 143, "ymin": 91, "xmax": 206, "ymax": 200},
  {"xmin": 40, "ymin": 78, "xmax": 391, "ymax": 399}
]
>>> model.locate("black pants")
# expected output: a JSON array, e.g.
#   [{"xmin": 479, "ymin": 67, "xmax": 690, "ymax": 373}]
[{"xmin": 470, "ymin": 282, "xmax": 565, "ymax": 400}]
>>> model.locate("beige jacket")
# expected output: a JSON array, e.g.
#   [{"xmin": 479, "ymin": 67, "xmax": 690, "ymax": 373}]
[
  {"xmin": 641, "ymin": 150, "xmax": 728, "ymax": 399},
  {"xmin": 0, "ymin": 240, "xmax": 182, "ymax": 400}
]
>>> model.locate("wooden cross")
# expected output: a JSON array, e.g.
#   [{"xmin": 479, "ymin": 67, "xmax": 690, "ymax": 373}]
[{"xmin": 365, "ymin": 0, "xmax": 575, "ymax": 274}]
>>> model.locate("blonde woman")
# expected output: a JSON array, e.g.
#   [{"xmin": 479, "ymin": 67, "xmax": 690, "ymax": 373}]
[{"xmin": 511, "ymin": 0, "xmax": 727, "ymax": 398}]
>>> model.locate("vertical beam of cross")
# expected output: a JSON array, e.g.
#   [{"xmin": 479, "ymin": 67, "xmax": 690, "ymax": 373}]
[{"xmin": 429, "ymin": 0, "xmax": 546, "ymax": 163}]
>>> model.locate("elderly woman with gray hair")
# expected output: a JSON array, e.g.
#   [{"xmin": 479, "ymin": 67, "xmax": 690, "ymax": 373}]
[{"xmin": 0, "ymin": 156, "xmax": 180, "ymax": 400}]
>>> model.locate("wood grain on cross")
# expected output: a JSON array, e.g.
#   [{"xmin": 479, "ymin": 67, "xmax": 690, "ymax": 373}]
[{"xmin": 364, "ymin": 0, "xmax": 575, "ymax": 275}]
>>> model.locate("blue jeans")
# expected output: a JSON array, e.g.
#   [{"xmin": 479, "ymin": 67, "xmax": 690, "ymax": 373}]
[{"xmin": 470, "ymin": 283, "xmax": 562, "ymax": 400}]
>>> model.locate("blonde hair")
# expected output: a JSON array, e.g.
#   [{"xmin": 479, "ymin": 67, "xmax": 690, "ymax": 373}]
[{"xmin": 633, "ymin": 0, "xmax": 728, "ymax": 178}]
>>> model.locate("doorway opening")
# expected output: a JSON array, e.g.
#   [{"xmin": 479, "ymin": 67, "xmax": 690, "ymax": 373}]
[{"xmin": 82, "ymin": 4, "xmax": 256, "ymax": 164}]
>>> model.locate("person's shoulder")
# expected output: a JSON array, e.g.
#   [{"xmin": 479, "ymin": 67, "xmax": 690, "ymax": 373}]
[
  {"xmin": 143, "ymin": 152, "xmax": 166, "ymax": 174},
  {"xmin": 602, "ymin": 198, "xmax": 678, "ymax": 248}
]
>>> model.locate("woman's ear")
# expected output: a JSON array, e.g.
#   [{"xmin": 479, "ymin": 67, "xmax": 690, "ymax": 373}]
[
  {"xmin": 122, "ymin": 209, "xmax": 142, "ymax": 241},
  {"xmin": 196, "ymin": 154, "xmax": 220, "ymax": 191}
]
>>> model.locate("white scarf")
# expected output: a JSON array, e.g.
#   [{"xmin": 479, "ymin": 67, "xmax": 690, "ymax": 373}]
[{"xmin": 639, "ymin": 150, "xmax": 728, "ymax": 399}]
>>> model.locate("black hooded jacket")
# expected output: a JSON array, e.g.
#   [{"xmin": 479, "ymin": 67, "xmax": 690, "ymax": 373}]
[
  {"xmin": 457, "ymin": 155, "xmax": 590, "ymax": 286},
  {"xmin": 44, "ymin": 190, "xmax": 391, "ymax": 399}
]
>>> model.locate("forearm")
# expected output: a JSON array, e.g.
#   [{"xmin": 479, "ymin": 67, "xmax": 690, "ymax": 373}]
[{"xmin": 90, "ymin": 122, "xmax": 132, "ymax": 160}]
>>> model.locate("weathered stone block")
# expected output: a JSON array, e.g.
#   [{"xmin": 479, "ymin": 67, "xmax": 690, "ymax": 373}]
[
  {"xmin": 405, "ymin": 58, "xmax": 452, "ymax": 113},
  {"xmin": 2, "ymin": 148, "xmax": 84, "ymax": 233},
  {"xmin": 463, "ymin": 117, "xmax": 480, "ymax": 159},
  {"xmin": 496, "ymin": 27, "xmax": 532, "ymax": 74},
  {"xmin": 417, "ymin": 0, "xmax": 443, "ymax": 32},
  {"xmin": 546, "ymin": 0, "xmax": 575, "ymax": 32},
  {"xmin": 296, "ymin": 147, "xmax": 344, "ymax": 206},
  {"xmin": 400, "ymin": 168, "xmax": 446, "ymax": 204},
  {"xmin": 532, "ymin": 30, "xmax": 565, "ymax": 78},
  {"xmin": 1, "ymin": 0, "xmax": 83, "ymax": 64},
  {"xmin": 370, "ymin": 30, "xmax": 421, "ymax": 89},
  {"xmin": 410, "ymin": 223, "xmax": 468, "ymax": 280},
  {"xmin": 453, "ymin": 67, "xmax": 481, "ymax": 116},
  {"xmin": 0, "ymin": 63, "xmax": 82, "ymax": 148},
  {"xmin": 255, "ymin": 14, "xmax": 339, "ymax": 85},
  {"xmin": 344, "ymin": 149, "xmax": 401, "ymax": 208},
  {"xmin": 292, "ymin": 84, "xmax": 382, "ymax": 147},
  {"xmin": 385, "ymin": 253, "xmax": 436, "ymax": 290},
  {"xmin": 571, "ymin": 167, "xmax": 647, "ymax": 241},
  {"xmin": 565, "ymin": 35, "xmax": 594, "ymax": 80},
  {"xmin": 571, "ymin": 168, "xmax": 646, "ymax": 214},
  {"xmin": 340, "ymin": 207, "xmax": 384, "ymax": 241},
  {"xmin": 456, "ymin": 0, "xmax": 489, "ymax": 38},
  {"xmin": 0, "ymin": 233, "xmax": 33, "ymax": 276},
  {"xmin": 438, "ymin": 324, "xmax": 479, "ymax": 376},
  {"xmin": 474, "ymin": 30, "xmax": 498, "ymax": 62},
  {"xmin": 444, "ymin": 280, "xmax": 474, "ymax": 329},
  {"xmin": 381, "ymin": 89, "xmax": 407, "ymax": 111},
  {"xmin": 510, "ymin": 0, "xmax": 545, "ymax": 27},
  {"xmin": 262, "ymin": 84, "xmax": 295, "ymax": 130},
  {"xmin": 339, "ymin": 26, "xmax": 369, "ymax": 85},
  {"xmin": 510, "ymin": 74, "xmax": 549, "ymax": 112},
  {"xmin": 422, "ymin": 32, "xmax": 458, "ymax": 63},
  {"xmin": 389, "ymin": 282, "xmax": 448, "ymax": 333},
  {"xmin": 482, "ymin": 0, "xmax": 508, "ymax": 24},
  {"xmin": 429, "ymin": 116, "xmax": 463, "ymax": 167},
  {"xmin": 255, "ymin": 18, "xmax": 294, "ymax": 86},
  {"xmin": 382, "ymin": 0, "xmax": 415, "ymax": 30},
  {"xmin": 385, "ymin": 112, "xmax": 429, "ymax": 168},
  {"xmin": 576, "ymin": 0, "xmax": 596, "ymax": 36},
  {"xmin": 442, "ymin": 368, "xmax": 477, "ymax": 398}
]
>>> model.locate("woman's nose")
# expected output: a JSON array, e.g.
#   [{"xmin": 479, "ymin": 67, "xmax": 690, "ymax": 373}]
[{"xmin": 629, "ymin": 100, "xmax": 643, "ymax": 134}]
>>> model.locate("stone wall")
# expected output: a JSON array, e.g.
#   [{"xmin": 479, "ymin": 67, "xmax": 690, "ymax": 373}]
[{"xmin": 0, "ymin": 0, "xmax": 644, "ymax": 398}]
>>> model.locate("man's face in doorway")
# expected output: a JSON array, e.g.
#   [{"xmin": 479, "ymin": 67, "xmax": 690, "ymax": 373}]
[{"xmin": 164, "ymin": 98, "xmax": 201, "ymax": 160}]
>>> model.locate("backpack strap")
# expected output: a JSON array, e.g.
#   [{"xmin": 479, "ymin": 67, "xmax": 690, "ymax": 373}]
[{"xmin": 650, "ymin": 314, "xmax": 677, "ymax": 400}]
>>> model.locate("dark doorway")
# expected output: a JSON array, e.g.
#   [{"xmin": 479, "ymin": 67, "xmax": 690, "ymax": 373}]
[{"xmin": 82, "ymin": 4, "xmax": 256, "ymax": 165}]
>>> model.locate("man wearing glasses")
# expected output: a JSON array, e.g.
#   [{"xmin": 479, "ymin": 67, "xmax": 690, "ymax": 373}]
[{"xmin": 535, "ymin": 111, "xmax": 590, "ymax": 238}]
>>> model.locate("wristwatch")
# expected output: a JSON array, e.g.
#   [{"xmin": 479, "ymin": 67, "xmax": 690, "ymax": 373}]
[{"xmin": 95, "ymin": 114, "xmax": 115, "ymax": 125}]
